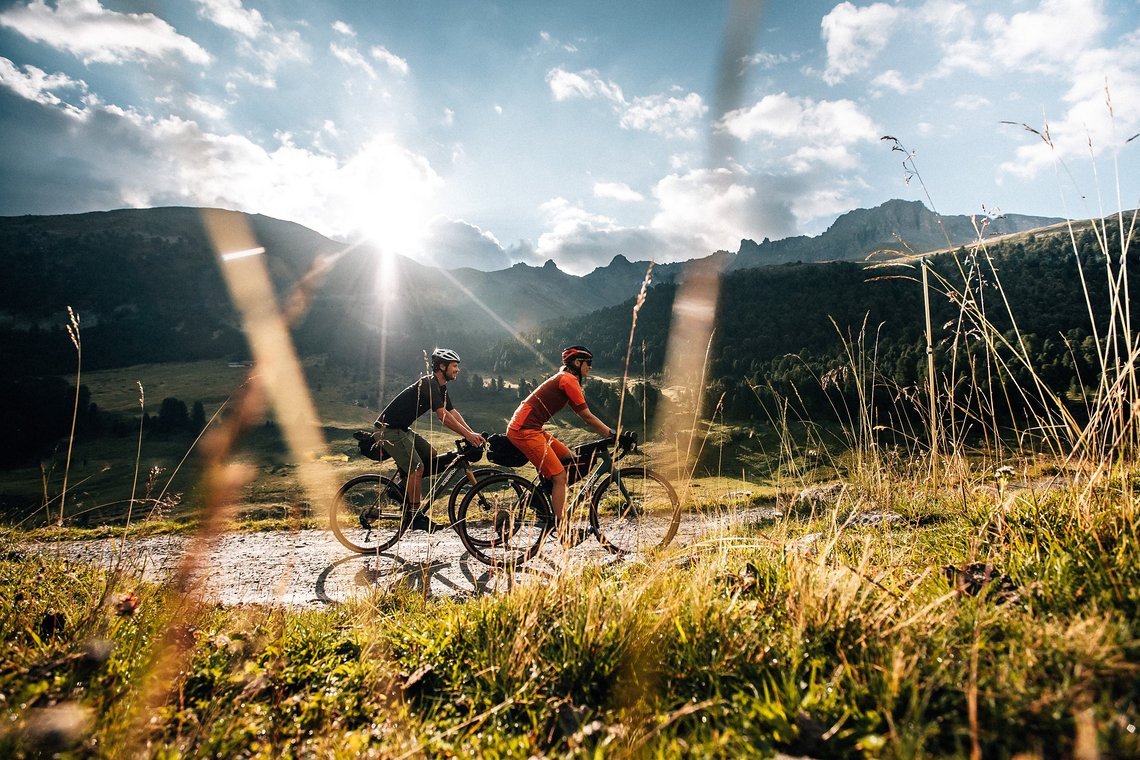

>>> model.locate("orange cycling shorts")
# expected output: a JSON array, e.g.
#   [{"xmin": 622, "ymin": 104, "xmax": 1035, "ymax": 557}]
[{"xmin": 506, "ymin": 427, "xmax": 572, "ymax": 479}]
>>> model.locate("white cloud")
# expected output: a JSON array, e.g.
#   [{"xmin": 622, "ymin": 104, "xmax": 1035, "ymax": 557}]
[
  {"xmin": 870, "ymin": 70, "xmax": 920, "ymax": 95},
  {"xmin": 719, "ymin": 93, "xmax": 880, "ymax": 170},
  {"xmin": 821, "ymin": 1, "xmax": 901, "ymax": 84},
  {"xmin": 999, "ymin": 40, "xmax": 1140, "ymax": 182},
  {"xmin": 0, "ymin": 0, "xmax": 211, "ymax": 66},
  {"xmin": 915, "ymin": 0, "xmax": 973, "ymax": 36},
  {"xmin": 529, "ymin": 167, "xmax": 807, "ymax": 274},
  {"xmin": 370, "ymin": 45, "xmax": 409, "ymax": 76},
  {"xmin": 1, "ymin": 77, "xmax": 446, "ymax": 253},
  {"xmin": 547, "ymin": 67, "xmax": 705, "ymax": 139},
  {"xmin": 331, "ymin": 42, "xmax": 376, "ymax": 79},
  {"xmin": 936, "ymin": 37, "xmax": 993, "ymax": 77},
  {"xmin": 986, "ymin": 0, "xmax": 1104, "ymax": 73},
  {"xmin": 192, "ymin": 0, "xmax": 304, "ymax": 86},
  {"xmin": 594, "ymin": 181, "xmax": 644, "ymax": 202},
  {"xmin": 539, "ymin": 30, "xmax": 578, "ymax": 53},
  {"xmin": 185, "ymin": 93, "xmax": 225, "ymax": 121},
  {"xmin": 192, "ymin": 0, "xmax": 265, "ymax": 39},
  {"xmin": 887, "ymin": 1, "xmax": 1140, "ymax": 184},
  {"xmin": 332, "ymin": 20, "xmax": 355, "ymax": 37},
  {"xmin": 952, "ymin": 95, "xmax": 991, "ymax": 111},
  {"xmin": 745, "ymin": 50, "xmax": 795, "ymax": 69},
  {"xmin": 650, "ymin": 168, "xmax": 796, "ymax": 252},
  {"xmin": 533, "ymin": 198, "xmax": 662, "ymax": 273},
  {"xmin": 0, "ymin": 56, "xmax": 87, "ymax": 113},
  {"xmin": 420, "ymin": 218, "xmax": 512, "ymax": 270},
  {"xmin": 546, "ymin": 67, "xmax": 624, "ymax": 103},
  {"xmin": 620, "ymin": 92, "xmax": 707, "ymax": 139}
]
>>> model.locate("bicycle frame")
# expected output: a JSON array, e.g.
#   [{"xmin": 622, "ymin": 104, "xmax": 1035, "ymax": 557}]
[
  {"xmin": 538, "ymin": 439, "xmax": 635, "ymax": 527},
  {"xmin": 383, "ymin": 444, "xmax": 485, "ymax": 508}
]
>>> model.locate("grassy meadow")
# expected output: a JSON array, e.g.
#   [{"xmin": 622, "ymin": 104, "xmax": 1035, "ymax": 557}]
[{"xmin": 3, "ymin": 468, "xmax": 1138, "ymax": 757}]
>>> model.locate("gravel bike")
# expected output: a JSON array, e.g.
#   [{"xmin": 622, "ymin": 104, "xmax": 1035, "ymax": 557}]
[
  {"xmin": 453, "ymin": 431, "xmax": 680, "ymax": 567},
  {"xmin": 330, "ymin": 435, "xmax": 499, "ymax": 554}
]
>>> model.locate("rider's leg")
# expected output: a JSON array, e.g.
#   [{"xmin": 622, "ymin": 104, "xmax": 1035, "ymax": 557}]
[
  {"xmin": 507, "ymin": 428, "xmax": 579, "ymax": 544},
  {"xmin": 405, "ymin": 464, "xmax": 424, "ymax": 510},
  {"xmin": 549, "ymin": 469, "xmax": 573, "ymax": 545},
  {"xmin": 380, "ymin": 428, "xmax": 432, "ymax": 529},
  {"xmin": 407, "ymin": 432, "xmax": 438, "ymax": 530}
]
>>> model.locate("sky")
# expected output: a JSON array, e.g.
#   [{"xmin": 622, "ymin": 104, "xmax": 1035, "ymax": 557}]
[{"xmin": 0, "ymin": 0, "xmax": 1137, "ymax": 276}]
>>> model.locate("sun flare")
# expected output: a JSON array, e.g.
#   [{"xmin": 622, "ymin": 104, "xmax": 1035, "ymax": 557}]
[{"xmin": 338, "ymin": 134, "xmax": 442, "ymax": 260}]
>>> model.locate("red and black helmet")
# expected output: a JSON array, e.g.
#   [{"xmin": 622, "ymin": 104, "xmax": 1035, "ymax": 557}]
[{"xmin": 561, "ymin": 345, "xmax": 593, "ymax": 365}]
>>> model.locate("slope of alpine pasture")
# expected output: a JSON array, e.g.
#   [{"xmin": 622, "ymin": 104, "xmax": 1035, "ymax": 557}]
[{"xmin": 514, "ymin": 215, "xmax": 1134, "ymax": 427}]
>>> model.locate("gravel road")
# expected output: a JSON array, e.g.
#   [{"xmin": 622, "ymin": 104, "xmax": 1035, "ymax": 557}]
[{"xmin": 28, "ymin": 506, "xmax": 781, "ymax": 607}]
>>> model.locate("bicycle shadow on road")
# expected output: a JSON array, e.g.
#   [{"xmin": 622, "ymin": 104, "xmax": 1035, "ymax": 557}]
[{"xmin": 314, "ymin": 550, "xmax": 560, "ymax": 604}]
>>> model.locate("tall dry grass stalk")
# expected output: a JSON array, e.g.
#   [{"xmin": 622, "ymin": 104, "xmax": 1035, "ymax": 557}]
[
  {"xmin": 58, "ymin": 306, "xmax": 81, "ymax": 531},
  {"xmin": 120, "ymin": 382, "xmax": 144, "ymax": 554},
  {"xmin": 615, "ymin": 263, "xmax": 653, "ymax": 440}
]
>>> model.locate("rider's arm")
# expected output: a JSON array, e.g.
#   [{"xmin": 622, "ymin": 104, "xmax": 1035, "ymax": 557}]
[
  {"xmin": 575, "ymin": 406, "xmax": 615, "ymax": 439},
  {"xmin": 436, "ymin": 406, "xmax": 485, "ymax": 445}
]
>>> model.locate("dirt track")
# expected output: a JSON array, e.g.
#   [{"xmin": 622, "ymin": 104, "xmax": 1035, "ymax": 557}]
[{"xmin": 29, "ymin": 506, "xmax": 781, "ymax": 607}]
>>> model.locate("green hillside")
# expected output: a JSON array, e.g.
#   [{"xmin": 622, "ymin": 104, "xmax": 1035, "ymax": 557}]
[{"xmin": 509, "ymin": 217, "xmax": 1133, "ymax": 431}]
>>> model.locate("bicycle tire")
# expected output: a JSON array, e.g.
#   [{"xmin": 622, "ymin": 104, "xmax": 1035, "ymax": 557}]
[
  {"xmin": 590, "ymin": 467, "xmax": 680, "ymax": 555},
  {"xmin": 455, "ymin": 472, "xmax": 550, "ymax": 567},
  {"xmin": 445, "ymin": 466, "xmax": 506, "ymax": 531},
  {"xmin": 330, "ymin": 474, "xmax": 406, "ymax": 553}
]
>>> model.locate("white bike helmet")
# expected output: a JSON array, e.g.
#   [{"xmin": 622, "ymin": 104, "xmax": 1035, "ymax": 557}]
[{"xmin": 431, "ymin": 348, "xmax": 461, "ymax": 370}]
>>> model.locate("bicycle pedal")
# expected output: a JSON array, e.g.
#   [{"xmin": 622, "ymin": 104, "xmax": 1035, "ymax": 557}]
[{"xmin": 408, "ymin": 513, "xmax": 435, "ymax": 533}]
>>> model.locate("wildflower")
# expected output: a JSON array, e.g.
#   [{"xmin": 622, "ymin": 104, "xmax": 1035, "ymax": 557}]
[{"xmin": 114, "ymin": 592, "xmax": 139, "ymax": 616}]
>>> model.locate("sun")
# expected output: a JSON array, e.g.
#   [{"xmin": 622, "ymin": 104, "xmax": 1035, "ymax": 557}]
[{"xmin": 337, "ymin": 134, "xmax": 443, "ymax": 260}]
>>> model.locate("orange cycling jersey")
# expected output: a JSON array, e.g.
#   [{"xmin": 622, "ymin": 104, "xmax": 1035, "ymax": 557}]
[{"xmin": 508, "ymin": 370, "xmax": 588, "ymax": 431}]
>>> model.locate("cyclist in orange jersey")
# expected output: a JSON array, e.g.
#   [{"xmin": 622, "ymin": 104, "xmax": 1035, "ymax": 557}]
[{"xmin": 507, "ymin": 345, "xmax": 616, "ymax": 543}]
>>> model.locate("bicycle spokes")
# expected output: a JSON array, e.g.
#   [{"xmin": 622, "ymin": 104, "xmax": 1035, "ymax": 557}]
[{"xmin": 591, "ymin": 468, "xmax": 680, "ymax": 556}]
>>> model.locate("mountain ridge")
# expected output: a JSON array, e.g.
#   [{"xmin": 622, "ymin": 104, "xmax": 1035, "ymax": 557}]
[{"xmin": 0, "ymin": 199, "xmax": 1065, "ymax": 375}]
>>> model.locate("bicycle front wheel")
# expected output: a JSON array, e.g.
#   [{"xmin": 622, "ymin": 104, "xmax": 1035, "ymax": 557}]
[
  {"xmin": 445, "ymin": 466, "xmax": 505, "ymax": 530},
  {"xmin": 330, "ymin": 474, "xmax": 406, "ymax": 553},
  {"xmin": 590, "ymin": 467, "xmax": 680, "ymax": 555},
  {"xmin": 455, "ymin": 473, "xmax": 550, "ymax": 567}
]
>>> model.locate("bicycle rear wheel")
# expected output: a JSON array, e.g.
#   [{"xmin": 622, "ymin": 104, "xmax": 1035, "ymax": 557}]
[
  {"xmin": 455, "ymin": 472, "xmax": 550, "ymax": 566},
  {"xmin": 330, "ymin": 474, "xmax": 406, "ymax": 553},
  {"xmin": 590, "ymin": 467, "xmax": 680, "ymax": 555}
]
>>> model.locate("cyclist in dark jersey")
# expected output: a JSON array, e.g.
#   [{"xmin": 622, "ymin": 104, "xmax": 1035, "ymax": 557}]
[
  {"xmin": 374, "ymin": 348, "xmax": 485, "ymax": 530},
  {"xmin": 507, "ymin": 345, "xmax": 615, "ymax": 544}
]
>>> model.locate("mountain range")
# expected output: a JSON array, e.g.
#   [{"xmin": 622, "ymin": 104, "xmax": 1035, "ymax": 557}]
[{"xmin": 0, "ymin": 199, "xmax": 1063, "ymax": 376}]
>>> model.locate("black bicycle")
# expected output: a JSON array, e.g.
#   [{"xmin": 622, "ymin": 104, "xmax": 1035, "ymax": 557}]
[
  {"xmin": 453, "ymin": 431, "xmax": 681, "ymax": 567},
  {"xmin": 330, "ymin": 434, "xmax": 500, "ymax": 554}
]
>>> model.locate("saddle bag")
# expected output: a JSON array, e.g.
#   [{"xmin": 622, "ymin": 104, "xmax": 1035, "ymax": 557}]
[
  {"xmin": 353, "ymin": 430, "xmax": 391, "ymax": 462},
  {"xmin": 486, "ymin": 433, "xmax": 528, "ymax": 468}
]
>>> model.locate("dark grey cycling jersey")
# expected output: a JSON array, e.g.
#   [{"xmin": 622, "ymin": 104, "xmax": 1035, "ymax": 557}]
[{"xmin": 375, "ymin": 375, "xmax": 454, "ymax": 430}]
